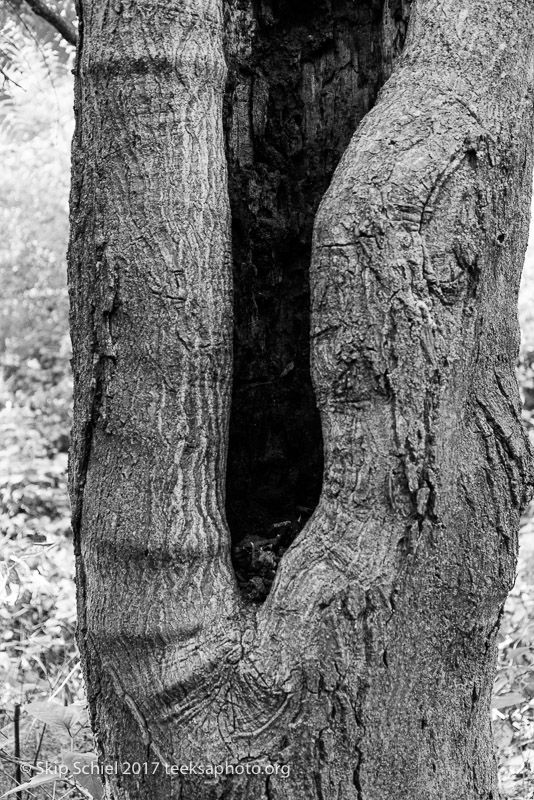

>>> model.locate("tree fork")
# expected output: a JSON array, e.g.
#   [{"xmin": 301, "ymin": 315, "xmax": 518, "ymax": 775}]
[{"xmin": 68, "ymin": 0, "xmax": 534, "ymax": 798}]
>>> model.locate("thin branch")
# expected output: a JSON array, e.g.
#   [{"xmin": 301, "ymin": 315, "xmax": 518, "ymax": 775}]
[
  {"xmin": 13, "ymin": 704, "xmax": 21, "ymax": 792},
  {"xmin": 0, "ymin": 66, "xmax": 24, "ymax": 90},
  {"xmin": 22, "ymin": 0, "xmax": 78, "ymax": 47}
]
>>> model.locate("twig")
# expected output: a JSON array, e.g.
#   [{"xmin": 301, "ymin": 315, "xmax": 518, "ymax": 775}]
[
  {"xmin": 49, "ymin": 662, "xmax": 80, "ymax": 701},
  {"xmin": 0, "ymin": 66, "xmax": 24, "ymax": 90},
  {"xmin": 33, "ymin": 723, "xmax": 46, "ymax": 769},
  {"xmin": 14, "ymin": 703, "xmax": 23, "ymax": 798},
  {"xmin": 22, "ymin": 0, "xmax": 78, "ymax": 47}
]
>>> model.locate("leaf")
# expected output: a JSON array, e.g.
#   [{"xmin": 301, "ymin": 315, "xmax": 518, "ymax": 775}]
[
  {"xmin": 1, "ymin": 772, "xmax": 63, "ymax": 797},
  {"xmin": 24, "ymin": 700, "xmax": 65, "ymax": 727},
  {"xmin": 492, "ymin": 692, "xmax": 526, "ymax": 709},
  {"xmin": 0, "ymin": 652, "xmax": 11, "ymax": 671},
  {"xmin": 509, "ymin": 646, "xmax": 533, "ymax": 662},
  {"xmin": 62, "ymin": 751, "xmax": 103, "ymax": 800},
  {"xmin": 24, "ymin": 700, "xmax": 85, "ymax": 733},
  {"xmin": 62, "ymin": 703, "xmax": 88, "ymax": 731},
  {"xmin": 493, "ymin": 718, "xmax": 515, "ymax": 749}
]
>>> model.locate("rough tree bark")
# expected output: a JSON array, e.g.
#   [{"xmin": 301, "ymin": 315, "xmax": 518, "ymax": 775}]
[{"xmin": 68, "ymin": 0, "xmax": 534, "ymax": 798}]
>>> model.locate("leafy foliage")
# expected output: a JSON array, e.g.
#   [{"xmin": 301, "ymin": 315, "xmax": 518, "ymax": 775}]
[
  {"xmin": 0, "ymin": 0, "xmax": 76, "ymax": 71},
  {"xmin": 0, "ymin": 17, "xmax": 98, "ymax": 799},
  {"xmin": 0, "ymin": 22, "xmax": 73, "ymax": 385}
]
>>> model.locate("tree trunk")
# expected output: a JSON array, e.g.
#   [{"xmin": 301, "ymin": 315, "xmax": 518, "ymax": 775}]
[{"xmin": 68, "ymin": 0, "xmax": 534, "ymax": 799}]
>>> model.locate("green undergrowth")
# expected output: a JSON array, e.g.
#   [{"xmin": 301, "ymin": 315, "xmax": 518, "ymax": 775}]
[
  {"xmin": 0, "ymin": 390, "xmax": 95, "ymax": 799},
  {"xmin": 0, "ymin": 18, "xmax": 95, "ymax": 798}
]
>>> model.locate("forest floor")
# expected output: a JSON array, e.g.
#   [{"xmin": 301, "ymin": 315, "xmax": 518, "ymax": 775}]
[{"xmin": 0, "ymin": 384, "xmax": 91, "ymax": 799}]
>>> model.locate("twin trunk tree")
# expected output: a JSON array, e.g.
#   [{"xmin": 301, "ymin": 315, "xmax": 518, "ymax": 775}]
[{"xmin": 68, "ymin": 0, "xmax": 534, "ymax": 798}]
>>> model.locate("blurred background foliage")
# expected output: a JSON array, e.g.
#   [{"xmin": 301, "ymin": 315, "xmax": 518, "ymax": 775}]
[
  {"xmin": 0, "ymin": 4, "xmax": 88, "ymax": 797},
  {"xmin": 1, "ymin": 2, "xmax": 534, "ymax": 798},
  {"xmin": 0, "ymin": 2, "xmax": 73, "ymax": 448}
]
